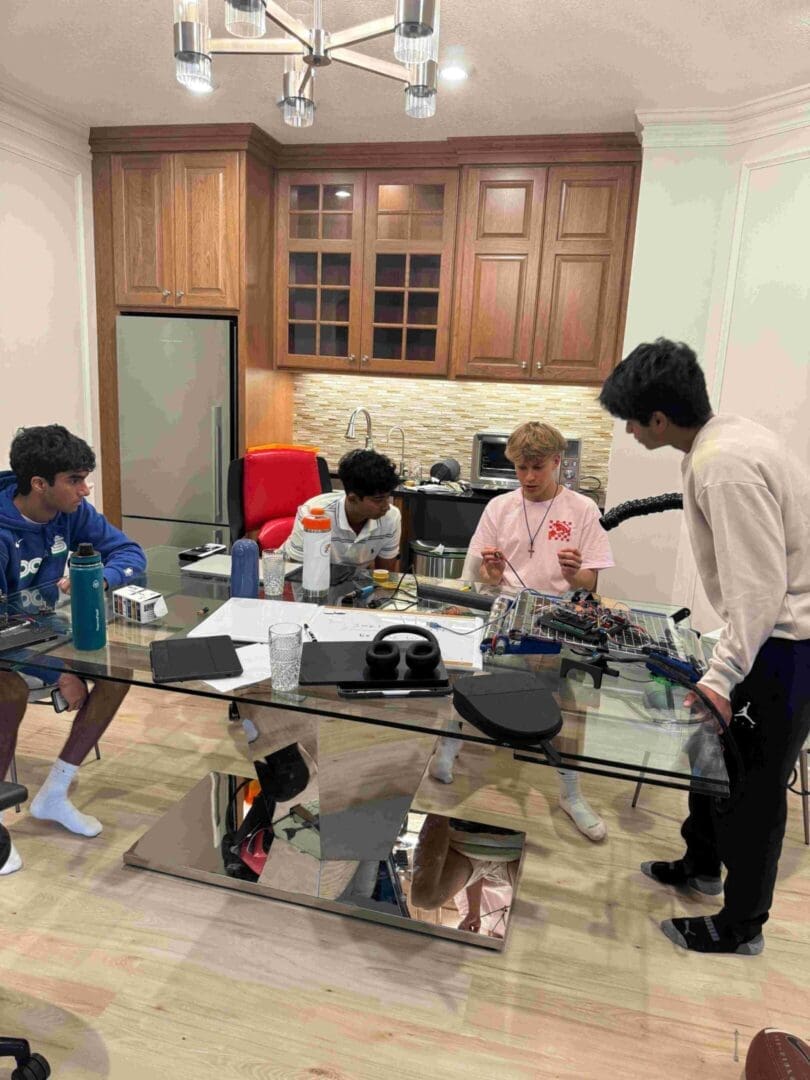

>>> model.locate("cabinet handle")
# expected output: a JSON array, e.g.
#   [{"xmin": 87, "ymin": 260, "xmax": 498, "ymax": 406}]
[
  {"xmin": 536, "ymin": 362, "xmax": 543, "ymax": 372},
  {"xmin": 520, "ymin": 361, "xmax": 527, "ymax": 370},
  {"xmin": 176, "ymin": 290, "xmax": 184, "ymax": 301},
  {"xmin": 348, "ymin": 353, "xmax": 356, "ymax": 364},
  {"xmin": 360, "ymin": 355, "xmax": 369, "ymax": 365},
  {"xmin": 162, "ymin": 289, "xmax": 171, "ymax": 299}
]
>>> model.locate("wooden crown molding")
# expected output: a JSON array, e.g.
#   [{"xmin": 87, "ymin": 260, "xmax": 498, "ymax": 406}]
[
  {"xmin": 277, "ymin": 130, "xmax": 641, "ymax": 168},
  {"xmin": 89, "ymin": 122, "xmax": 282, "ymax": 165},
  {"xmin": 89, "ymin": 123, "xmax": 640, "ymax": 167}
]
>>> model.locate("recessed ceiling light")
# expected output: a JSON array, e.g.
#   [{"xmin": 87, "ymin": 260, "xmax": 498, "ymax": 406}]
[
  {"xmin": 334, "ymin": 189, "xmax": 352, "ymax": 199},
  {"xmin": 439, "ymin": 64, "xmax": 468, "ymax": 82}
]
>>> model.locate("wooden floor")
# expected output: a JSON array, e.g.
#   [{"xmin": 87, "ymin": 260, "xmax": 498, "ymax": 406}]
[{"xmin": 1, "ymin": 687, "xmax": 808, "ymax": 1080}]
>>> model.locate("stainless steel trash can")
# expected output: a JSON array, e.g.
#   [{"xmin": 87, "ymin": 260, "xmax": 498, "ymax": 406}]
[{"xmin": 410, "ymin": 540, "xmax": 468, "ymax": 579}]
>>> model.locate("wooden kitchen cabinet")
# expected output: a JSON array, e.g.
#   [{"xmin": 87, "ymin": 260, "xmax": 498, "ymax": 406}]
[
  {"xmin": 360, "ymin": 169, "xmax": 458, "ymax": 376},
  {"xmin": 275, "ymin": 170, "xmax": 365, "ymax": 371},
  {"xmin": 275, "ymin": 167, "xmax": 458, "ymax": 376},
  {"xmin": 111, "ymin": 153, "xmax": 175, "ymax": 307},
  {"xmin": 453, "ymin": 163, "xmax": 635, "ymax": 385},
  {"xmin": 533, "ymin": 165, "xmax": 635, "ymax": 384},
  {"xmin": 452, "ymin": 167, "xmax": 548, "ymax": 380},
  {"xmin": 111, "ymin": 150, "xmax": 240, "ymax": 310}
]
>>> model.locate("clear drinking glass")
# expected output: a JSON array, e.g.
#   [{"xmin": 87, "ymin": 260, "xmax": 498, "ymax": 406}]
[
  {"xmin": 410, "ymin": 460, "xmax": 423, "ymax": 484},
  {"xmin": 261, "ymin": 549, "xmax": 286, "ymax": 596},
  {"xmin": 269, "ymin": 622, "xmax": 303, "ymax": 693}
]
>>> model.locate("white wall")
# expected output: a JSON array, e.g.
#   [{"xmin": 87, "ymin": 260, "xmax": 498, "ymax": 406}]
[
  {"xmin": 599, "ymin": 85, "xmax": 810, "ymax": 630},
  {"xmin": 0, "ymin": 86, "xmax": 100, "ymax": 501}
]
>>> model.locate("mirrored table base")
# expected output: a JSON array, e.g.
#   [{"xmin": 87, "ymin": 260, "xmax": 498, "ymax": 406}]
[{"xmin": 124, "ymin": 771, "xmax": 526, "ymax": 951}]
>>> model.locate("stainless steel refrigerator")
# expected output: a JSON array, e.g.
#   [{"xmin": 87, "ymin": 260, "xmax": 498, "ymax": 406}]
[{"xmin": 116, "ymin": 314, "xmax": 236, "ymax": 550}]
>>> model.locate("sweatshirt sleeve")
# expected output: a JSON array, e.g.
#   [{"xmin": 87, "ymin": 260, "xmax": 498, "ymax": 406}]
[
  {"xmin": 72, "ymin": 503, "xmax": 146, "ymax": 589},
  {"xmin": 697, "ymin": 481, "xmax": 787, "ymax": 700}
]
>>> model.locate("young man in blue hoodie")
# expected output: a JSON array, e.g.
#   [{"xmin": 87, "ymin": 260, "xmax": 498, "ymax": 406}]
[{"xmin": 0, "ymin": 425, "xmax": 146, "ymax": 876}]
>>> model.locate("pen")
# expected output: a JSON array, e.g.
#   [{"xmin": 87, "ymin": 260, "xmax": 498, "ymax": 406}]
[{"xmin": 303, "ymin": 623, "xmax": 318, "ymax": 641}]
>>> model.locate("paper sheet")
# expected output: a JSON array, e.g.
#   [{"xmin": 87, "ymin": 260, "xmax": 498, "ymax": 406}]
[
  {"xmin": 187, "ymin": 597, "xmax": 321, "ymax": 643},
  {"xmin": 307, "ymin": 608, "xmax": 483, "ymax": 670},
  {"xmin": 202, "ymin": 642, "xmax": 272, "ymax": 693}
]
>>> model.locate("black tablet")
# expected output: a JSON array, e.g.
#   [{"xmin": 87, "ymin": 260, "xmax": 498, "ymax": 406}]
[
  {"xmin": 150, "ymin": 636, "xmax": 242, "ymax": 683},
  {"xmin": 284, "ymin": 563, "xmax": 356, "ymax": 586}
]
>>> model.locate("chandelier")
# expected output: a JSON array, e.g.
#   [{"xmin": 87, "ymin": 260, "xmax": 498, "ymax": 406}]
[{"xmin": 173, "ymin": 1, "xmax": 441, "ymax": 127}]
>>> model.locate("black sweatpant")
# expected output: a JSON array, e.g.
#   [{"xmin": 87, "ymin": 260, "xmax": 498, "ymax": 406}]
[{"xmin": 681, "ymin": 637, "xmax": 810, "ymax": 939}]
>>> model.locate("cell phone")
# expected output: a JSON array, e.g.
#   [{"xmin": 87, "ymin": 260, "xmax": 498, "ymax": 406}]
[{"xmin": 51, "ymin": 687, "xmax": 70, "ymax": 713}]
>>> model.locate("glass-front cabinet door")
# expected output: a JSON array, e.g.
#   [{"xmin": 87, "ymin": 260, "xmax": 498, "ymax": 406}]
[
  {"xmin": 276, "ymin": 171, "xmax": 365, "ymax": 371},
  {"xmin": 360, "ymin": 170, "xmax": 459, "ymax": 376}
]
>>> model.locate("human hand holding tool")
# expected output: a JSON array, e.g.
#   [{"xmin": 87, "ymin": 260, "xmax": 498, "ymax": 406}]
[
  {"xmin": 557, "ymin": 547, "xmax": 583, "ymax": 583},
  {"xmin": 480, "ymin": 547, "xmax": 506, "ymax": 583}
]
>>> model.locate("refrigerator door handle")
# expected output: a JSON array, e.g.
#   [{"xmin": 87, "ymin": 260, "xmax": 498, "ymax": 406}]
[{"xmin": 212, "ymin": 405, "xmax": 224, "ymax": 523}]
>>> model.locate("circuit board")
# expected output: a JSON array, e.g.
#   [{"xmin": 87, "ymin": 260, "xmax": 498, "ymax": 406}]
[{"xmin": 481, "ymin": 590, "xmax": 706, "ymax": 682}]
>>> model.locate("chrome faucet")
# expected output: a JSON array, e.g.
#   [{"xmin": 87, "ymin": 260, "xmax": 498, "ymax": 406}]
[
  {"xmin": 387, "ymin": 426, "xmax": 407, "ymax": 479},
  {"xmin": 345, "ymin": 407, "xmax": 374, "ymax": 450}
]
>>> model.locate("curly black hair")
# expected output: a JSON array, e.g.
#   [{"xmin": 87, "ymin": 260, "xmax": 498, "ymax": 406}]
[
  {"xmin": 599, "ymin": 338, "xmax": 713, "ymax": 428},
  {"xmin": 10, "ymin": 425, "xmax": 96, "ymax": 495},
  {"xmin": 337, "ymin": 448, "xmax": 400, "ymax": 498}
]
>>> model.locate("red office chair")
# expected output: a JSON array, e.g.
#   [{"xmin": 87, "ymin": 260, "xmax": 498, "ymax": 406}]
[{"xmin": 227, "ymin": 448, "xmax": 332, "ymax": 550}]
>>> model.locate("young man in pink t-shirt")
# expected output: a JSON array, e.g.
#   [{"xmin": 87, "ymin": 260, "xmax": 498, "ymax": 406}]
[{"xmin": 430, "ymin": 422, "xmax": 615, "ymax": 842}]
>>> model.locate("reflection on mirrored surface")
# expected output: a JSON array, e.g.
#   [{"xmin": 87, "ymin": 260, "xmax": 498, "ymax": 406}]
[{"xmin": 124, "ymin": 770, "xmax": 523, "ymax": 951}]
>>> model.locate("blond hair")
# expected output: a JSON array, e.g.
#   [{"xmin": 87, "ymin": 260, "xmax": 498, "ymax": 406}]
[{"xmin": 506, "ymin": 422, "xmax": 566, "ymax": 464}]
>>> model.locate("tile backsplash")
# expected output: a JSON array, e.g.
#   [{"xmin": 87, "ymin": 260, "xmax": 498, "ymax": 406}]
[{"xmin": 292, "ymin": 374, "xmax": 614, "ymax": 494}]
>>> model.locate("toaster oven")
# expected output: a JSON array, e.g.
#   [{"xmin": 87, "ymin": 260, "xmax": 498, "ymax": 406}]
[{"xmin": 470, "ymin": 431, "xmax": 583, "ymax": 491}]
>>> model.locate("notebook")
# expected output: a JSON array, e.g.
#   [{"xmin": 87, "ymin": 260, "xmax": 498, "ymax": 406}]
[{"xmin": 149, "ymin": 635, "xmax": 243, "ymax": 684}]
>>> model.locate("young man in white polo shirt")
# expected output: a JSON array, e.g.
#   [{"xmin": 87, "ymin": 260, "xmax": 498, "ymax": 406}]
[
  {"xmin": 284, "ymin": 448, "xmax": 401, "ymax": 571},
  {"xmin": 430, "ymin": 421, "xmax": 615, "ymax": 844}
]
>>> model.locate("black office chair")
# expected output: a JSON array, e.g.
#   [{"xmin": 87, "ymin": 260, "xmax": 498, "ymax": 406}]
[{"xmin": 0, "ymin": 780, "xmax": 52, "ymax": 1080}]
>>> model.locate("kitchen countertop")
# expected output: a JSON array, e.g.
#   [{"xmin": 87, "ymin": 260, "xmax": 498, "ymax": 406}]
[{"xmin": 394, "ymin": 482, "xmax": 605, "ymax": 510}]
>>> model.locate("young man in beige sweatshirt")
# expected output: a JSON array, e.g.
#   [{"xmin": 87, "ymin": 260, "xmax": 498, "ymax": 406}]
[{"xmin": 599, "ymin": 338, "xmax": 810, "ymax": 955}]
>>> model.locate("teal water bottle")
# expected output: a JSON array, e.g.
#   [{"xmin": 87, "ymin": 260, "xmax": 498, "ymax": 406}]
[{"xmin": 69, "ymin": 543, "xmax": 107, "ymax": 651}]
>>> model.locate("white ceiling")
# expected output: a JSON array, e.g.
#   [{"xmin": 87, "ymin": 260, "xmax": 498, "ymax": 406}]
[{"xmin": 2, "ymin": 0, "xmax": 809, "ymax": 142}]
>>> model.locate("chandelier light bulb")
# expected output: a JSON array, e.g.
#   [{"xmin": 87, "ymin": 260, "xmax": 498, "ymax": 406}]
[
  {"xmin": 405, "ymin": 59, "xmax": 437, "ymax": 119},
  {"xmin": 174, "ymin": 0, "xmax": 213, "ymax": 92},
  {"xmin": 282, "ymin": 98, "xmax": 315, "ymax": 127},
  {"xmin": 225, "ymin": 0, "xmax": 266, "ymax": 38},
  {"xmin": 279, "ymin": 59, "xmax": 315, "ymax": 128},
  {"xmin": 394, "ymin": 0, "xmax": 438, "ymax": 65}
]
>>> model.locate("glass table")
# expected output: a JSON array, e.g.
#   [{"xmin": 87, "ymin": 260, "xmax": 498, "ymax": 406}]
[{"xmin": 0, "ymin": 548, "xmax": 727, "ymax": 950}]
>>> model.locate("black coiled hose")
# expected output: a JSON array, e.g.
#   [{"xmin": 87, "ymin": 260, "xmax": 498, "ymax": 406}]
[
  {"xmin": 595, "ymin": 489, "xmax": 743, "ymax": 804},
  {"xmin": 600, "ymin": 492, "xmax": 683, "ymax": 531}
]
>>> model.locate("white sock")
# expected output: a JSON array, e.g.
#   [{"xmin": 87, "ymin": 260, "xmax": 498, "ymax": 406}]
[
  {"xmin": 30, "ymin": 759, "xmax": 102, "ymax": 837},
  {"xmin": 430, "ymin": 721, "xmax": 463, "ymax": 784},
  {"xmin": 557, "ymin": 769, "xmax": 606, "ymax": 839},
  {"xmin": 0, "ymin": 813, "xmax": 23, "ymax": 876}
]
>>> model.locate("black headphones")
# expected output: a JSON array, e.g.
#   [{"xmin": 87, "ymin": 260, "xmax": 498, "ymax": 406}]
[{"xmin": 365, "ymin": 625, "xmax": 441, "ymax": 677}]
